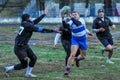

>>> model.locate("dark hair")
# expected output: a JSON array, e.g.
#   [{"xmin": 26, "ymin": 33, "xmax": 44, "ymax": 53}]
[
  {"xmin": 98, "ymin": 9, "xmax": 104, "ymax": 13},
  {"xmin": 21, "ymin": 14, "xmax": 30, "ymax": 22},
  {"xmin": 72, "ymin": 11, "xmax": 79, "ymax": 14}
]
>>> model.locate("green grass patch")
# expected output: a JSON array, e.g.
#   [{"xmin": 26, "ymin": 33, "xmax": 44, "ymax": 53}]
[{"xmin": 0, "ymin": 24, "xmax": 120, "ymax": 80}]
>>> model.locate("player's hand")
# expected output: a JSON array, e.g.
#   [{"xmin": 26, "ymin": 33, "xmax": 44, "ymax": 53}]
[
  {"xmin": 54, "ymin": 29, "xmax": 62, "ymax": 33},
  {"xmin": 44, "ymin": 8, "xmax": 48, "ymax": 14},
  {"xmin": 88, "ymin": 33, "xmax": 93, "ymax": 36},
  {"xmin": 111, "ymin": 25, "xmax": 116, "ymax": 29},
  {"xmin": 68, "ymin": 13, "xmax": 73, "ymax": 18},
  {"xmin": 53, "ymin": 44, "xmax": 58, "ymax": 49},
  {"xmin": 99, "ymin": 27, "xmax": 105, "ymax": 32}
]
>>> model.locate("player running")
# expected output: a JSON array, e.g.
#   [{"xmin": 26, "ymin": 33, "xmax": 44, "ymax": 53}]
[
  {"xmin": 62, "ymin": 11, "xmax": 91, "ymax": 76},
  {"xmin": 92, "ymin": 9, "xmax": 116, "ymax": 64},
  {"xmin": 4, "ymin": 8, "xmax": 60, "ymax": 78}
]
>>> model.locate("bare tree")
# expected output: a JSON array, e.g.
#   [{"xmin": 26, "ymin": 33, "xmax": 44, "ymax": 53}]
[{"xmin": 104, "ymin": 0, "xmax": 113, "ymax": 16}]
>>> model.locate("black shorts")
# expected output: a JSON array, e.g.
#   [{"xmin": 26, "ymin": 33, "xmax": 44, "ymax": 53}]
[
  {"xmin": 99, "ymin": 37, "xmax": 113, "ymax": 47},
  {"xmin": 14, "ymin": 45, "xmax": 35, "ymax": 60}
]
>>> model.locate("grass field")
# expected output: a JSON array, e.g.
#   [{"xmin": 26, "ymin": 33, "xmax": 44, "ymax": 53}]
[{"xmin": 0, "ymin": 24, "xmax": 120, "ymax": 80}]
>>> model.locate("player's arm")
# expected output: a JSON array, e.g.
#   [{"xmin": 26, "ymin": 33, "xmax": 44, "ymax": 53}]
[
  {"xmin": 111, "ymin": 24, "xmax": 116, "ymax": 29},
  {"xmin": 86, "ymin": 29, "xmax": 93, "ymax": 36},
  {"xmin": 108, "ymin": 18, "xmax": 116, "ymax": 29},
  {"xmin": 61, "ymin": 12, "xmax": 71, "ymax": 29},
  {"xmin": 33, "ymin": 8, "xmax": 48, "ymax": 24},
  {"xmin": 23, "ymin": 22, "xmax": 59, "ymax": 33},
  {"xmin": 53, "ymin": 33, "xmax": 61, "ymax": 48},
  {"xmin": 92, "ymin": 20, "xmax": 100, "ymax": 33},
  {"xmin": 38, "ymin": 26, "xmax": 61, "ymax": 33},
  {"xmin": 71, "ymin": 18, "xmax": 82, "ymax": 26},
  {"xmin": 38, "ymin": 27, "xmax": 55, "ymax": 33}
]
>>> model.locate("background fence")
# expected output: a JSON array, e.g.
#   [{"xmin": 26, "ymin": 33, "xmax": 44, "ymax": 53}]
[{"xmin": 23, "ymin": 0, "xmax": 120, "ymax": 18}]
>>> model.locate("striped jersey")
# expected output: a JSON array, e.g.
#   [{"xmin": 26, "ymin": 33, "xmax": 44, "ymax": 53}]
[{"xmin": 67, "ymin": 18, "xmax": 87, "ymax": 40}]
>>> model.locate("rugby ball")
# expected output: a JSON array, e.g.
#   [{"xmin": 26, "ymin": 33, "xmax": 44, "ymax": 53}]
[{"xmin": 61, "ymin": 6, "xmax": 71, "ymax": 14}]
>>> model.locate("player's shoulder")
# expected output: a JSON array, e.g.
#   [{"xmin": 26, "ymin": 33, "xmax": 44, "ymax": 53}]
[
  {"xmin": 104, "ymin": 16, "xmax": 110, "ymax": 20},
  {"xmin": 93, "ymin": 17, "xmax": 100, "ymax": 22},
  {"xmin": 21, "ymin": 21, "xmax": 32, "ymax": 26}
]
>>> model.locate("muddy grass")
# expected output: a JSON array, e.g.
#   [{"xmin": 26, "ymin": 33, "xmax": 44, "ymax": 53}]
[{"xmin": 0, "ymin": 24, "xmax": 120, "ymax": 80}]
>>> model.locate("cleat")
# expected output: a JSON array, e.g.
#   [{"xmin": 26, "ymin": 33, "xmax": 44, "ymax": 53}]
[
  {"xmin": 64, "ymin": 73, "xmax": 69, "ymax": 77},
  {"xmin": 64, "ymin": 72, "xmax": 68, "ymax": 75},
  {"xmin": 25, "ymin": 73, "xmax": 37, "ymax": 78},
  {"xmin": 4, "ymin": 67, "xmax": 10, "ymax": 73},
  {"xmin": 106, "ymin": 60, "xmax": 114, "ymax": 64},
  {"xmin": 64, "ymin": 70, "xmax": 69, "ymax": 76}
]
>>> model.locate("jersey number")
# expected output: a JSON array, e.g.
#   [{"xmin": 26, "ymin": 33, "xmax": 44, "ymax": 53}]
[{"xmin": 18, "ymin": 26, "xmax": 24, "ymax": 35}]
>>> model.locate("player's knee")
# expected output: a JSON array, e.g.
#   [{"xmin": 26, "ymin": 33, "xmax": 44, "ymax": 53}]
[
  {"xmin": 81, "ymin": 54, "xmax": 86, "ymax": 60},
  {"xmin": 31, "ymin": 55, "xmax": 37, "ymax": 63},
  {"xmin": 22, "ymin": 58, "xmax": 28, "ymax": 68},
  {"xmin": 70, "ymin": 54, "xmax": 75, "ymax": 58},
  {"xmin": 106, "ymin": 45, "xmax": 113, "ymax": 51},
  {"xmin": 108, "ymin": 47, "xmax": 113, "ymax": 51},
  {"xmin": 82, "ymin": 56, "xmax": 86, "ymax": 59},
  {"xmin": 22, "ymin": 64, "xmax": 28, "ymax": 69},
  {"xmin": 109, "ymin": 47, "xmax": 113, "ymax": 52}
]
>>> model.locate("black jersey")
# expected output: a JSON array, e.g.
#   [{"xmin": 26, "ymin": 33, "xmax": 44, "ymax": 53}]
[
  {"xmin": 92, "ymin": 16, "xmax": 113, "ymax": 39},
  {"xmin": 59, "ymin": 26, "xmax": 71, "ymax": 41},
  {"xmin": 15, "ymin": 14, "xmax": 46, "ymax": 47},
  {"xmin": 60, "ymin": 20, "xmax": 72, "ymax": 41}
]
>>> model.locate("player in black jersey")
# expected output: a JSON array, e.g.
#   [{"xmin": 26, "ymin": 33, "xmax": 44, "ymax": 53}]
[
  {"xmin": 92, "ymin": 9, "xmax": 116, "ymax": 64},
  {"xmin": 4, "ymin": 8, "xmax": 60, "ymax": 78},
  {"xmin": 54, "ymin": 25, "xmax": 80, "ymax": 66}
]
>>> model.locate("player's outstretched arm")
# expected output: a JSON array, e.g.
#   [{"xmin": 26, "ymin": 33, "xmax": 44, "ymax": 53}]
[
  {"xmin": 33, "ymin": 8, "xmax": 48, "ymax": 24},
  {"xmin": 37, "ymin": 27, "xmax": 61, "ymax": 33}
]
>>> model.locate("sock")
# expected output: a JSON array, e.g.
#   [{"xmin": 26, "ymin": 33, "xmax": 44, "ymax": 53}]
[
  {"xmin": 7, "ymin": 65, "xmax": 14, "ymax": 71},
  {"xmin": 25, "ymin": 66, "xmax": 33, "ymax": 75},
  {"xmin": 65, "ymin": 67, "xmax": 70, "ymax": 73},
  {"xmin": 75, "ymin": 57, "xmax": 79, "ymax": 60},
  {"xmin": 107, "ymin": 57, "xmax": 111, "ymax": 62}
]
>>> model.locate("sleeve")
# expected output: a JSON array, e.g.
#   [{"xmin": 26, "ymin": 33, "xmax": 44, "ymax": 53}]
[
  {"xmin": 62, "ymin": 21, "xmax": 70, "ymax": 30},
  {"xmin": 67, "ymin": 20, "xmax": 73, "ymax": 26},
  {"xmin": 39, "ymin": 28, "xmax": 55, "ymax": 33},
  {"xmin": 80, "ymin": 18, "xmax": 90, "ymax": 33},
  {"xmin": 33, "ymin": 14, "xmax": 46, "ymax": 24},
  {"xmin": 108, "ymin": 18, "xmax": 113, "ymax": 26},
  {"xmin": 71, "ymin": 18, "xmax": 82, "ymax": 26},
  {"xmin": 54, "ymin": 33, "xmax": 61, "ymax": 45},
  {"xmin": 23, "ymin": 22, "xmax": 38, "ymax": 32},
  {"xmin": 80, "ymin": 18, "xmax": 86, "ymax": 27},
  {"xmin": 86, "ymin": 29, "xmax": 90, "ymax": 34},
  {"xmin": 92, "ymin": 19, "xmax": 99, "ymax": 33}
]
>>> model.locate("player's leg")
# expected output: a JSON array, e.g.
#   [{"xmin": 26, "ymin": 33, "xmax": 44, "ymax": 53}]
[
  {"xmin": 75, "ymin": 48, "xmax": 80, "ymax": 57},
  {"xmin": 75, "ymin": 50, "xmax": 86, "ymax": 67},
  {"xmin": 61, "ymin": 39, "xmax": 71, "ymax": 65},
  {"xmin": 14, "ymin": 47, "xmax": 28, "ymax": 70},
  {"xmin": 74, "ymin": 48, "xmax": 80, "ymax": 67},
  {"xmin": 4, "ymin": 46, "xmax": 28, "ymax": 76},
  {"xmin": 67, "ymin": 45, "xmax": 79, "ymax": 67},
  {"xmin": 105, "ymin": 38, "xmax": 114, "ymax": 64},
  {"xmin": 64, "ymin": 37, "xmax": 79, "ymax": 75},
  {"xmin": 64, "ymin": 45, "xmax": 78, "ymax": 75},
  {"xmin": 99, "ymin": 38, "xmax": 114, "ymax": 64},
  {"xmin": 75, "ymin": 39, "xmax": 87, "ymax": 67},
  {"xmin": 25, "ymin": 47, "xmax": 37, "ymax": 78}
]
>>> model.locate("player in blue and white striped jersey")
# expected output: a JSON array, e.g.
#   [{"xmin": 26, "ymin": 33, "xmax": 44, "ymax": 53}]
[{"xmin": 63, "ymin": 11, "xmax": 92, "ymax": 76}]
